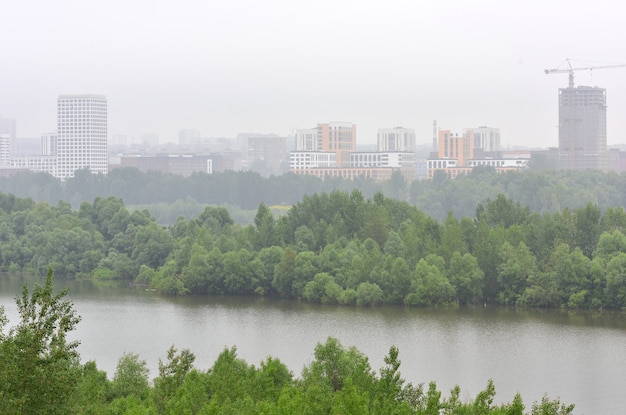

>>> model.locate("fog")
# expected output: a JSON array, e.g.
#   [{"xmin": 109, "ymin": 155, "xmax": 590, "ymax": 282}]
[{"xmin": 1, "ymin": 0, "xmax": 625, "ymax": 146}]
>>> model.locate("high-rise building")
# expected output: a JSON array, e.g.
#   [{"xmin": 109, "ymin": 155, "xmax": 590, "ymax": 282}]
[
  {"xmin": 56, "ymin": 94, "xmax": 108, "ymax": 179},
  {"xmin": 317, "ymin": 122, "xmax": 356, "ymax": 167},
  {"xmin": 558, "ymin": 86, "xmax": 607, "ymax": 170},
  {"xmin": 437, "ymin": 129, "xmax": 474, "ymax": 166},
  {"xmin": 465, "ymin": 126, "xmax": 500, "ymax": 152},
  {"xmin": 377, "ymin": 127, "xmax": 416, "ymax": 152}
]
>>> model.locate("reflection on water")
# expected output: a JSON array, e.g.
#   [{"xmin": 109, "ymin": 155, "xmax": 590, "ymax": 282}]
[{"xmin": 1, "ymin": 274, "xmax": 625, "ymax": 414}]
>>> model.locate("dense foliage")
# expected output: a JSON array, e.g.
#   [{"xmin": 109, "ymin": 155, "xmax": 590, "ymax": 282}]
[
  {"xmin": 0, "ymin": 278, "xmax": 576, "ymax": 414},
  {"xmin": 2, "ymin": 187, "xmax": 626, "ymax": 309},
  {"xmin": 3, "ymin": 167, "xmax": 626, "ymax": 222}
]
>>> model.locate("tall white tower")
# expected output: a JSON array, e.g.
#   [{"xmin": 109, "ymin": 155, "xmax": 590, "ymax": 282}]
[{"xmin": 56, "ymin": 94, "xmax": 108, "ymax": 179}]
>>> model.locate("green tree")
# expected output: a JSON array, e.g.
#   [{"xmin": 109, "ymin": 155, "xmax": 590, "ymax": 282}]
[
  {"xmin": 497, "ymin": 242, "xmax": 536, "ymax": 306},
  {"xmin": 448, "ymin": 252, "xmax": 484, "ymax": 305},
  {"xmin": 153, "ymin": 346, "xmax": 196, "ymax": 414},
  {"xmin": 405, "ymin": 257, "xmax": 455, "ymax": 306},
  {"xmin": 74, "ymin": 361, "xmax": 110, "ymax": 415},
  {"xmin": 356, "ymin": 282, "xmax": 384, "ymax": 306},
  {"xmin": 0, "ymin": 269, "xmax": 82, "ymax": 415},
  {"xmin": 111, "ymin": 352, "xmax": 150, "ymax": 400}
]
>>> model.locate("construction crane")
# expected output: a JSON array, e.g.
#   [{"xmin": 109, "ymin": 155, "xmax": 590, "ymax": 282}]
[{"xmin": 544, "ymin": 59, "xmax": 626, "ymax": 88}]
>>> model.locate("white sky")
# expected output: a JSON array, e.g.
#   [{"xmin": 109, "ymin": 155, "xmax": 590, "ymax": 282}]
[{"xmin": 2, "ymin": 0, "xmax": 626, "ymax": 147}]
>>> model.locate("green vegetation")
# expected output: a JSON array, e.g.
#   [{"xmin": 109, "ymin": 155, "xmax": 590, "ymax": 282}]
[
  {"xmin": 0, "ymin": 276, "xmax": 576, "ymax": 414},
  {"xmin": 2, "ymin": 181, "xmax": 626, "ymax": 309},
  {"xmin": 3, "ymin": 166, "xmax": 626, "ymax": 223}
]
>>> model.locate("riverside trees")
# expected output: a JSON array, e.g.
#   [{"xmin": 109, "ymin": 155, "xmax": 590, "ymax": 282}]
[
  {"xmin": 0, "ymin": 270, "xmax": 578, "ymax": 414},
  {"xmin": 2, "ymin": 186, "xmax": 626, "ymax": 308}
]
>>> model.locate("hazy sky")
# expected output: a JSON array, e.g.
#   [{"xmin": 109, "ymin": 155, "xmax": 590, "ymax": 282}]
[{"xmin": 2, "ymin": 0, "xmax": 625, "ymax": 147}]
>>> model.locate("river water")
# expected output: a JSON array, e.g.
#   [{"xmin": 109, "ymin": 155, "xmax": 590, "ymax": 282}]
[{"xmin": 1, "ymin": 276, "xmax": 625, "ymax": 414}]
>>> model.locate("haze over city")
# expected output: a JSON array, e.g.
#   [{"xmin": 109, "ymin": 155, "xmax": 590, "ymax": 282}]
[{"xmin": 2, "ymin": 0, "xmax": 626, "ymax": 147}]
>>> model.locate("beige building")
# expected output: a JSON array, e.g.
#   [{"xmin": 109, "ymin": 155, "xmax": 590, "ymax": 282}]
[
  {"xmin": 437, "ymin": 130, "xmax": 474, "ymax": 167},
  {"xmin": 317, "ymin": 122, "xmax": 356, "ymax": 167}
]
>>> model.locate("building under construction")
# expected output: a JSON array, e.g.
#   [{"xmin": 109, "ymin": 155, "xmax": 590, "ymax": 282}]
[
  {"xmin": 558, "ymin": 85, "xmax": 607, "ymax": 170},
  {"xmin": 545, "ymin": 59, "xmax": 626, "ymax": 171}
]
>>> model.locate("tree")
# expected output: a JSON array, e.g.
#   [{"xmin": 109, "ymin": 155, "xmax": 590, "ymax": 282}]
[
  {"xmin": 448, "ymin": 252, "xmax": 484, "ymax": 305},
  {"xmin": 405, "ymin": 258, "xmax": 455, "ymax": 306},
  {"xmin": 497, "ymin": 242, "xmax": 537, "ymax": 306},
  {"xmin": 111, "ymin": 352, "xmax": 150, "ymax": 400},
  {"xmin": 153, "ymin": 346, "xmax": 196, "ymax": 414},
  {"xmin": 0, "ymin": 269, "xmax": 82, "ymax": 415}
]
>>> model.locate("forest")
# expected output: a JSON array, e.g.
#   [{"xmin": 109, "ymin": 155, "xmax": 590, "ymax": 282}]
[
  {"xmin": 0, "ymin": 273, "xmax": 577, "ymax": 414},
  {"xmin": 2, "ymin": 166, "xmax": 626, "ymax": 222},
  {"xmin": 1, "ymin": 177, "xmax": 626, "ymax": 309}
]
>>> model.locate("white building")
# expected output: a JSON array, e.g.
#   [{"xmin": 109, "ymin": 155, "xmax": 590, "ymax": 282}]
[
  {"xmin": 465, "ymin": 126, "xmax": 500, "ymax": 152},
  {"xmin": 56, "ymin": 94, "xmax": 108, "ymax": 179},
  {"xmin": 0, "ymin": 134, "xmax": 10, "ymax": 165},
  {"xmin": 350, "ymin": 152, "xmax": 416, "ymax": 168},
  {"xmin": 295, "ymin": 128, "xmax": 318, "ymax": 151},
  {"xmin": 10, "ymin": 156, "xmax": 57, "ymax": 175},
  {"xmin": 41, "ymin": 132, "xmax": 57, "ymax": 156},
  {"xmin": 377, "ymin": 127, "xmax": 416, "ymax": 152},
  {"xmin": 290, "ymin": 151, "xmax": 336, "ymax": 170}
]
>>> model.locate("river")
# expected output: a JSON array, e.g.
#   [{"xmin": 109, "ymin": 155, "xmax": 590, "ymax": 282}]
[{"xmin": 1, "ymin": 276, "xmax": 625, "ymax": 414}]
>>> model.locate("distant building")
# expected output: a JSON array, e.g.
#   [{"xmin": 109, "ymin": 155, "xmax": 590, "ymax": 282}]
[
  {"xmin": 317, "ymin": 122, "xmax": 356, "ymax": 167},
  {"xmin": 558, "ymin": 86, "xmax": 607, "ymax": 170},
  {"xmin": 465, "ymin": 126, "xmax": 500, "ymax": 152},
  {"xmin": 290, "ymin": 151, "xmax": 336, "ymax": 170},
  {"xmin": 113, "ymin": 153, "xmax": 235, "ymax": 176},
  {"xmin": 56, "ymin": 94, "xmax": 108, "ymax": 179},
  {"xmin": 426, "ymin": 158, "xmax": 526, "ymax": 179},
  {"xmin": 377, "ymin": 127, "xmax": 416, "ymax": 152},
  {"xmin": 179, "ymin": 129, "xmax": 201, "ymax": 146},
  {"xmin": 9, "ymin": 156, "xmax": 57, "ymax": 175},
  {"xmin": 246, "ymin": 134, "xmax": 288, "ymax": 176},
  {"xmin": 350, "ymin": 152, "xmax": 416, "ymax": 169},
  {"xmin": 41, "ymin": 132, "xmax": 57, "ymax": 156},
  {"xmin": 295, "ymin": 128, "xmax": 319, "ymax": 151},
  {"xmin": 116, "ymin": 154, "xmax": 211, "ymax": 176},
  {"xmin": 0, "ymin": 114, "xmax": 16, "ymax": 141},
  {"xmin": 289, "ymin": 122, "xmax": 421, "ymax": 182},
  {"xmin": 437, "ymin": 130, "xmax": 474, "ymax": 166},
  {"xmin": 0, "ymin": 134, "xmax": 10, "ymax": 165}
]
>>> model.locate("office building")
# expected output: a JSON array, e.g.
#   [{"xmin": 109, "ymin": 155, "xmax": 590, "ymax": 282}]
[
  {"xmin": 56, "ymin": 94, "xmax": 108, "ymax": 179},
  {"xmin": 558, "ymin": 86, "xmax": 607, "ymax": 170}
]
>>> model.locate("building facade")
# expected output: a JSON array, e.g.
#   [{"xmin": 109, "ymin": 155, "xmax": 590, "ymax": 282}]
[
  {"xmin": 246, "ymin": 134, "xmax": 287, "ymax": 175},
  {"xmin": 41, "ymin": 132, "xmax": 58, "ymax": 156},
  {"xmin": 437, "ymin": 130, "xmax": 474, "ymax": 166},
  {"xmin": 377, "ymin": 127, "xmax": 416, "ymax": 152},
  {"xmin": 317, "ymin": 122, "xmax": 356, "ymax": 167},
  {"xmin": 295, "ymin": 128, "xmax": 319, "ymax": 151},
  {"xmin": 56, "ymin": 94, "xmax": 108, "ymax": 179},
  {"xmin": 465, "ymin": 126, "xmax": 500, "ymax": 152},
  {"xmin": 558, "ymin": 86, "xmax": 607, "ymax": 170}
]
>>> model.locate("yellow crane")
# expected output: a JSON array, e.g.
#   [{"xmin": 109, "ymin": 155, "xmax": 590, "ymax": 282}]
[{"xmin": 544, "ymin": 58, "xmax": 626, "ymax": 88}]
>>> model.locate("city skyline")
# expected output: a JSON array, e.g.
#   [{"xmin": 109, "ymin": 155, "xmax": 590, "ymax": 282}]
[{"xmin": 1, "ymin": 1, "xmax": 626, "ymax": 147}]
